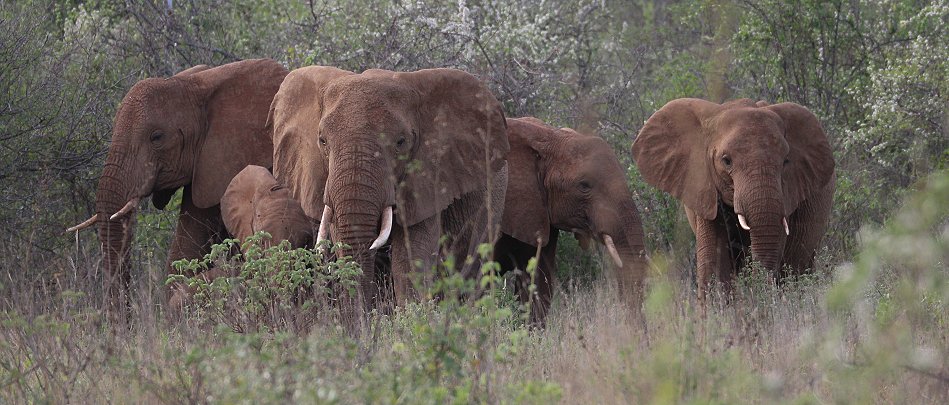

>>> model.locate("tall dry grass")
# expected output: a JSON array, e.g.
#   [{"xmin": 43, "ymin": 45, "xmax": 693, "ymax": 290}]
[{"xmin": 1, "ymin": 175, "xmax": 948, "ymax": 403}]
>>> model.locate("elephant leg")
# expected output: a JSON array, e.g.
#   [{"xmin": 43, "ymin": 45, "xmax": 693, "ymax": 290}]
[
  {"xmin": 493, "ymin": 232, "xmax": 557, "ymax": 326},
  {"xmin": 530, "ymin": 230, "xmax": 559, "ymax": 326},
  {"xmin": 166, "ymin": 189, "xmax": 228, "ymax": 309},
  {"xmin": 440, "ymin": 162, "xmax": 508, "ymax": 281},
  {"xmin": 783, "ymin": 175, "xmax": 835, "ymax": 276},
  {"xmin": 390, "ymin": 214, "xmax": 440, "ymax": 305},
  {"xmin": 493, "ymin": 234, "xmax": 534, "ymax": 304},
  {"xmin": 686, "ymin": 207, "xmax": 732, "ymax": 306}
]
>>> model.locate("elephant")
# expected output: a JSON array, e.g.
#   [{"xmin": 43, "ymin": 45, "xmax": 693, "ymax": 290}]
[
  {"xmin": 66, "ymin": 59, "xmax": 289, "ymax": 319},
  {"xmin": 494, "ymin": 117, "xmax": 649, "ymax": 325},
  {"xmin": 631, "ymin": 98, "xmax": 835, "ymax": 303},
  {"xmin": 220, "ymin": 165, "xmax": 315, "ymax": 250},
  {"xmin": 269, "ymin": 66, "xmax": 509, "ymax": 325},
  {"xmin": 167, "ymin": 165, "xmax": 314, "ymax": 309}
]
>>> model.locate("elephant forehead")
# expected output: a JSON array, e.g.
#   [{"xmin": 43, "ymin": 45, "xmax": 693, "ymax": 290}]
[
  {"xmin": 321, "ymin": 102, "xmax": 413, "ymax": 138},
  {"xmin": 117, "ymin": 79, "xmax": 190, "ymax": 130},
  {"xmin": 715, "ymin": 109, "xmax": 788, "ymax": 150},
  {"xmin": 573, "ymin": 136, "xmax": 609, "ymax": 154},
  {"xmin": 324, "ymin": 75, "xmax": 417, "ymax": 105},
  {"xmin": 112, "ymin": 96, "xmax": 147, "ymax": 135},
  {"xmin": 716, "ymin": 108, "xmax": 782, "ymax": 133}
]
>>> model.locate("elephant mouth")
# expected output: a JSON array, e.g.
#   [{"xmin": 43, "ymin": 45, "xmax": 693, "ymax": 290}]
[
  {"xmin": 316, "ymin": 204, "xmax": 394, "ymax": 251},
  {"xmin": 570, "ymin": 228, "xmax": 626, "ymax": 268},
  {"xmin": 66, "ymin": 196, "xmax": 141, "ymax": 232},
  {"xmin": 733, "ymin": 210, "xmax": 789, "ymax": 235}
]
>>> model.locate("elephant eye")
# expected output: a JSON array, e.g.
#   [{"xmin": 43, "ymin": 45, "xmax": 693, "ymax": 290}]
[
  {"xmin": 579, "ymin": 180, "xmax": 592, "ymax": 192},
  {"xmin": 150, "ymin": 131, "xmax": 163, "ymax": 143},
  {"xmin": 722, "ymin": 154, "xmax": 732, "ymax": 168},
  {"xmin": 396, "ymin": 136, "xmax": 406, "ymax": 147},
  {"xmin": 319, "ymin": 136, "xmax": 327, "ymax": 146},
  {"xmin": 784, "ymin": 158, "xmax": 790, "ymax": 166}
]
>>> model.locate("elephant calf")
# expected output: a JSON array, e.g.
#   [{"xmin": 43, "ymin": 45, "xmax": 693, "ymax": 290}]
[
  {"xmin": 221, "ymin": 165, "xmax": 315, "ymax": 250},
  {"xmin": 495, "ymin": 117, "xmax": 649, "ymax": 325},
  {"xmin": 632, "ymin": 98, "xmax": 835, "ymax": 304},
  {"xmin": 170, "ymin": 165, "xmax": 315, "ymax": 309}
]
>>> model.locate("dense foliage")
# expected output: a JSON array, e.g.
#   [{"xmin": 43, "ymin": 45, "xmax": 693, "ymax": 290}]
[{"xmin": 1, "ymin": 0, "xmax": 946, "ymax": 403}]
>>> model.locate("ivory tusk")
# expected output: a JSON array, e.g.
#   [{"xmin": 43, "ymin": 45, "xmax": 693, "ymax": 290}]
[
  {"xmin": 369, "ymin": 206, "xmax": 393, "ymax": 250},
  {"xmin": 316, "ymin": 205, "xmax": 333, "ymax": 247},
  {"xmin": 110, "ymin": 198, "xmax": 140, "ymax": 220},
  {"xmin": 602, "ymin": 234, "xmax": 624, "ymax": 268},
  {"xmin": 783, "ymin": 217, "xmax": 790, "ymax": 236},
  {"xmin": 737, "ymin": 214, "xmax": 751, "ymax": 231},
  {"xmin": 66, "ymin": 214, "xmax": 98, "ymax": 232}
]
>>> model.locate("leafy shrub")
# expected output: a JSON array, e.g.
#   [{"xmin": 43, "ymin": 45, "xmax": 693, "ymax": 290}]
[{"xmin": 167, "ymin": 233, "xmax": 361, "ymax": 333}]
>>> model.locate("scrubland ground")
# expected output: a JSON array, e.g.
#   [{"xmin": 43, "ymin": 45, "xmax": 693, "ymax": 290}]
[{"xmin": 1, "ymin": 174, "xmax": 946, "ymax": 403}]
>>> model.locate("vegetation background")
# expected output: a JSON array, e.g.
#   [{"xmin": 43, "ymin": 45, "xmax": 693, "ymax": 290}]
[{"xmin": 1, "ymin": 0, "xmax": 946, "ymax": 403}]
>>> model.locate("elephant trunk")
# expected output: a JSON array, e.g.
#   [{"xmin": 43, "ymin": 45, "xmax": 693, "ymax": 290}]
[
  {"xmin": 736, "ymin": 179, "xmax": 786, "ymax": 274},
  {"xmin": 609, "ymin": 200, "xmax": 649, "ymax": 312},
  {"xmin": 328, "ymin": 144, "xmax": 389, "ymax": 321},
  {"xmin": 93, "ymin": 151, "xmax": 138, "ymax": 316}
]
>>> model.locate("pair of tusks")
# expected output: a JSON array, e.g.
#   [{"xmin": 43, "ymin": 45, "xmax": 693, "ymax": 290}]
[
  {"xmin": 736, "ymin": 214, "xmax": 790, "ymax": 236},
  {"xmin": 65, "ymin": 198, "xmax": 140, "ymax": 232},
  {"xmin": 316, "ymin": 205, "xmax": 393, "ymax": 251}
]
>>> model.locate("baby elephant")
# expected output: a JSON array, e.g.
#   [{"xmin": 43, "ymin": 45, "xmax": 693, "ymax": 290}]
[
  {"xmin": 221, "ymin": 165, "xmax": 316, "ymax": 250},
  {"xmin": 169, "ymin": 165, "xmax": 315, "ymax": 310}
]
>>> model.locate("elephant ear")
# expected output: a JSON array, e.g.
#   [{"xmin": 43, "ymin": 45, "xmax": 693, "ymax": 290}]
[
  {"xmin": 221, "ymin": 165, "xmax": 274, "ymax": 241},
  {"xmin": 632, "ymin": 98, "xmax": 722, "ymax": 220},
  {"xmin": 765, "ymin": 102, "xmax": 835, "ymax": 215},
  {"xmin": 189, "ymin": 58, "xmax": 289, "ymax": 209},
  {"xmin": 270, "ymin": 66, "xmax": 355, "ymax": 219},
  {"xmin": 500, "ymin": 117, "xmax": 552, "ymax": 247},
  {"xmin": 173, "ymin": 64, "xmax": 211, "ymax": 77},
  {"xmin": 392, "ymin": 68, "xmax": 509, "ymax": 226}
]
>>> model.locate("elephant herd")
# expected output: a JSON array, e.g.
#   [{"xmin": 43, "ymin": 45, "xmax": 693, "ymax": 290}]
[{"xmin": 67, "ymin": 59, "xmax": 836, "ymax": 326}]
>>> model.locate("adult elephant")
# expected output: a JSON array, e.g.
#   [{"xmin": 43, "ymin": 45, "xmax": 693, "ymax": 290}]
[
  {"xmin": 269, "ymin": 66, "xmax": 509, "ymax": 324},
  {"xmin": 631, "ymin": 98, "xmax": 835, "ymax": 303},
  {"xmin": 495, "ymin": 117, "xmax": 649, "ymax": 325},
  {"xmin": 67, "ymin": 59, "xmax": 289, "ymax": 318}
]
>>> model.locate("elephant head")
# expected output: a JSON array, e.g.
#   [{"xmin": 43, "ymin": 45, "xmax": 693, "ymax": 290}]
[
  {"xmin": 68, "ymin": 59, "xmax": 288, "ymax": 314},
  {"xmin": 270, "ymin": 67, "xmax": 508, "ymax": 313},
  {"xmin": 502, "ymin": 117, "xmax": 648, "ymax": 312},
  {"xmin": 221, "ymin": 165, "xmax": 315, "ymax": 250},
  {"xmin": 632, "ymin": 98, "xmax": 834, "ymax": 280}
]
